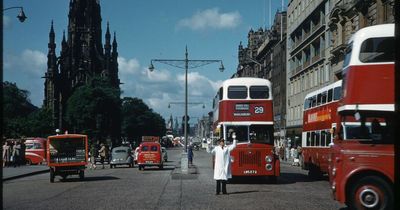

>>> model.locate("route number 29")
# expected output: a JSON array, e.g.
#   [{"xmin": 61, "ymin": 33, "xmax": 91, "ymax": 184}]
[{"xmin": 254, "ymin": 106, "xmax": 264, "ymax": 114}]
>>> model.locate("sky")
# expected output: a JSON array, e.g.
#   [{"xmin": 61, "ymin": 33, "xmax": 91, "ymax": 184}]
[{"xmin": 3, "ymin": 0, "xmax": 287, "ymax": 125}]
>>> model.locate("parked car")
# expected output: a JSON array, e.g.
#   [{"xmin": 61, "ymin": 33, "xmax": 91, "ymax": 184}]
[
  {"xmin": 110, "ymin": 146, "xmax": 133, "ymax": 168},
  {"xmin": 133, "ymin": 147, "xmax": 139, "ymax": 165},
  {"xmin": 161, "ymin": 147, "xmax": 168, "ymax": 162}
]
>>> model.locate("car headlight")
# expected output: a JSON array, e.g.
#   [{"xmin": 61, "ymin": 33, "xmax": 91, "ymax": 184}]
[
  {"xmin": 265, "ymin": 155, "xmax": 273, "ymax": 163},
  {"xmin": 265, "ymin": 164, "xmax": 273, "ymax": 171}
]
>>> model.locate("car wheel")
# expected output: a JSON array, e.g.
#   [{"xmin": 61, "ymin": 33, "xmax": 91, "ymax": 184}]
[{"xmin": 349, "ymin": 176, "xmax": 393, "ymax": 210}]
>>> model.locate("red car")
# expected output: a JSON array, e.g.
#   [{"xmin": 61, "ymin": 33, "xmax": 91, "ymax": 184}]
[{"xmin": 137, "ymin": 142, "xmax": 163, "ymax": 170}]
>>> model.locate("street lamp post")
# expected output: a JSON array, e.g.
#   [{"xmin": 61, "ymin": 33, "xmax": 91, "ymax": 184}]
[
  {"xmin": 3, "ymin": 6, "xmax": 27, "ymax": 22},
  {"xmin": 149, "ymin": 46, "xmax": 224, "ymax": 173}
]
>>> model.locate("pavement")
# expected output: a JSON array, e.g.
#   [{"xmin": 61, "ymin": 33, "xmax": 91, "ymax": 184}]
[{"xmin": 2, "ymin": 165, "xmax": 50, "ymax": 181}]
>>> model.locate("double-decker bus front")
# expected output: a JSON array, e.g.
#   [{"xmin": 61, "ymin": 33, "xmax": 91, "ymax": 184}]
[
  {"xmin": 301, "ymin": 80, "xmax": 341, "ymax": 177},
  {"xmin": 328, "ymin": 24, "xmax": 394, "ymax": 209},
  {"xmin": 213, "ymin": 78, "xmax": 279, "ymax": 181}
]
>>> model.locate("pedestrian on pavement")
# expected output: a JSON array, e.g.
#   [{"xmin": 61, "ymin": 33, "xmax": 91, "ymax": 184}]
[
  {"xmin": 12, "ymin": 141, "xmax": 21, "ymax": 167},
  {"xmin": 3, "ymin": 141, "xmax": 11, "ymax": 167},
  {"xmin": 207, "ymin": 137, "xmax": 237, "ymax": 195},
  {"xmin": 89, "ymin": 144, "xmax": 97, "ymax": 169},
  {"xmin": 98, "ymin": 143, "xmax": 106, "ymax": 169},
  {"xmin": 188, "ymin": 143, "xmax": 194, "ymax": 165},
  {"xmin": 20, "ymin": 139, "xmax": 26, "ymax": 165}
]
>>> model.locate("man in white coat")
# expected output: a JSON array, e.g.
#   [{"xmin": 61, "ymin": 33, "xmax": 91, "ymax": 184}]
[{"xmin": 207, "ymin": 137, "xmax": 237, "ymax": 195}]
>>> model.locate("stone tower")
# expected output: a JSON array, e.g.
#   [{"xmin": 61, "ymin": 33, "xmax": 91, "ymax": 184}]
[{"xmin": 43, "ymin": 0, "xmax": 120, "ymax": 131}]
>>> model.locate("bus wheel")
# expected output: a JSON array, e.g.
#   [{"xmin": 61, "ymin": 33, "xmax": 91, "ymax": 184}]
[
  {"xmin": 308, "ymin": 165, "xmax": 321, "ymax": 178},
  {"xmin": 79, "ymin": 170, "xmax": 84, "ymax": 180},
  {"xmin": 26, "ymin": 159, "xmax": 32, "ymax": 165},
  {"xmin": 61, "ymin": 174, "xmax": 67, "ymax": 180},
  {"xmin": 50, "ymin": 168, "xmax": 55, "ymax": 183},
  {"xmin": 159, "ymin": 164, "xmax": 163, "ymax": 170},
  {"xmin": 349, "ymin": 176, "xmax": 393, "ymax": 210}
]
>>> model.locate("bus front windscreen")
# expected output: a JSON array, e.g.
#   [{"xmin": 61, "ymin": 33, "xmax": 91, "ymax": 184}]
[{"xmin": 225, "ymin": 125, "xmax": 273, "ymax": 144}]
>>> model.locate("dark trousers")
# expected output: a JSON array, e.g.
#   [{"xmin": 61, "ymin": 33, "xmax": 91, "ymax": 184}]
[{"xmin": 216, "ymin": 180, "xmax": 227, "ymax": 194}]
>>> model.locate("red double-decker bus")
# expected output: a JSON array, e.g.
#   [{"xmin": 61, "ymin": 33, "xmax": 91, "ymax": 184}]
[
  {"xmin": 212, "ymin": 77, "xmax": 280, "ymax": 182},
  {"xmin": 301, "ymin": 80, "xmax": 342, "ymax": 177},
  {"xmin": 328, "ymin": 24, "xmax": 394, "ymax": 209}
]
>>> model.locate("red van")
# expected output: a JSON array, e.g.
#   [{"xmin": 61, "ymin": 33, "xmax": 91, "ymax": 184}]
[
  {"xmin": 137, "ymin": 142, "xmax": 163, "ymax": 170},
  {"xmin": 25, "ymin": 137, "xmax": 47, "ymax": 165}
]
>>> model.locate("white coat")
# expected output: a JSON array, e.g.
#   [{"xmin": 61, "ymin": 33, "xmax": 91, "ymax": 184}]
[{"xmin": 207, "ymin": 140, "xmax": 237, "ymax": 180}]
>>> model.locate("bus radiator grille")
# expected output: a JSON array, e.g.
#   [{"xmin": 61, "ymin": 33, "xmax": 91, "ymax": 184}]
[{"xmin": 239, "ymin": 151, "xmax": 261, "ymax": 167}]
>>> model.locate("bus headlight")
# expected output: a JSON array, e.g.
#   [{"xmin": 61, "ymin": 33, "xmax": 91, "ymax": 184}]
[
  {"xmin": 332, "ymin": 167, "xmax": 336, "ymax": 177},
  {"xmin": 230, "ymin": 156, "xmax": 234, "ymax": 163},
  {"xmin": 265, "ymin": 155, "xmax": 273, "ymax": 163},
  {"xmin": 265, "ymin": 164, "xmax": 273, "ymax": 171}
]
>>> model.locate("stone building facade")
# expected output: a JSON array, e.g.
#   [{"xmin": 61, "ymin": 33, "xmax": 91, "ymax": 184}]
[
  {"xmin": 236, "ymin": 28, "xmax": 268, "ymax": 77},
  {"xmin": 286, "ymin": 0, "xmax": 333, "ymax": 145},
  {"xmin": 329, "ymin": 0, "xmax": 395, "ymax": 78},
  {"xmin": 43, "ymin": 0, "xmax": 120, "ymax": 132}
]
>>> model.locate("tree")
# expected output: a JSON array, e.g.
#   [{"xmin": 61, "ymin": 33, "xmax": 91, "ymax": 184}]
[
  {"xmin": 121, "ymin": 97, "xmax": 166, "ymax": 145},
  {"xmin": 65, "ymin": 77, "xmax": 121, "ymax": 146},
  {"xmin": 3, "ymin": 82, "xmax": 38, "ymax": 138}
]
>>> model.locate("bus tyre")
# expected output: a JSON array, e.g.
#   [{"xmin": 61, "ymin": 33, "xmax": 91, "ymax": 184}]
[
  {"xmin": 26, "ymin": 159, "xmax": 32, "ymax": 166},
  {"xmin": 79, "ymin": 170, "xmax": 84, "ymax": 180},
  {"xmin": 349, "ymin": 176, "xmax": 393, "ymax": 210},
  {"xmin": 159, "ymin": 164, "xmax": 163, "ymax": 170},
  {"xmin": 308, "ymin": 164, "xmax": 321, "ymax": 178},
  {"xmin": 50, "ymin": 168, "xmax": 55, "ymax": 183}
]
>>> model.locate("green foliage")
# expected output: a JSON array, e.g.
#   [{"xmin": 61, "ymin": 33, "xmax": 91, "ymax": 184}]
[
  {"xmin": 3, "ymin": 82, "xmax": 38, "ymax": 138},
  {"xmin": 65, "ymin": 77, "xmax": 121, "ymax": 145},
  {"xmin": 121, "ymin": 97, "xmax": 166, "ymax": 144}
]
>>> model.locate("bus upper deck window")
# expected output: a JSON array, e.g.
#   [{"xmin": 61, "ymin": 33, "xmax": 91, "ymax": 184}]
[
  {"xmin": 219, "ymin": 87, "xmax": 223, "ymax": 100},
  {"xmin": 228, "ymin": 86, "xmax": 247, "ymax": 99},
  {"xmin": 359, "ymin": 37, "xmax": 394, "ymax": 63},
  {"xmin": 333, "ymin": 86, "xmax": 342, "ymax": 101},
  {"xmin": 250, "ymin": 86, "xmax": 269, "ymax": 99},
  {"xmin": 327, "ymin": 89, "xmax": 333, "ymax": 102}
]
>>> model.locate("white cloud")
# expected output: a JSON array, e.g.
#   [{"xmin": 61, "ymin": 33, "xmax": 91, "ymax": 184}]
[
  {"xmin": 117, "ymin": 56, "xmax": 220, "ymax": 120},
  {"xmin": 178, "ymin": 8, "xmax": 241, "ymax": 30},
  {"xmin": 4, "ymin": 49, "xmax": 47, "ymax": 76}
]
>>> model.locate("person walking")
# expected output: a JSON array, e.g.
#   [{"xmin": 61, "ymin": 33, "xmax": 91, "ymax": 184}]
[
  {"xmin": 3, "ymin": 141, "xmax": 11, "ymax": 167},
  {"xmin": 89, "ymin": 144, "xmax": 97, "ymax": 170},
  {"xmin": 12, "ymin": 141, "xmax": 21, "ymax": 167},
  {"xmin": 98, "ymin": 143, "xmax": 106, "ymax": 169},
  {"xmin": 207, "ymin": 137, "xmax": 237, "ymax": 195},
  {"xmin": 188, "ymin": 143, "xmax": 194, "ymax": 165}
]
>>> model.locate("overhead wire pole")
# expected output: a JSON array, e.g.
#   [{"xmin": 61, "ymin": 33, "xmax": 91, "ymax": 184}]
[{"xmin": 149, "ymin": 46, "xmax": 224, "ymax": 173}]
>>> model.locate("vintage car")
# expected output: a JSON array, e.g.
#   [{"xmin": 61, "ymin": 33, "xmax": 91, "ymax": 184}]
[
  {"xmin": 137, "ymin": 142, "xmax": 163, "ymax": 170},
  {"xmin": 110, "ymin": 146, "xmax": 133, "ymax": 168},
  {"xmin": 133, "ymin": 147, "xmax": 139, "ymax": 164}
]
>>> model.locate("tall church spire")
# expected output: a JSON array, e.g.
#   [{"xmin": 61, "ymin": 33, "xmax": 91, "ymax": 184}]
[
  {"xmin": 47, "ymin": 20, "xmax": 57, "ymax": 73},
  {"xmin": 104, "ymin": 21, "xmax": 111, "ymax": 56}
]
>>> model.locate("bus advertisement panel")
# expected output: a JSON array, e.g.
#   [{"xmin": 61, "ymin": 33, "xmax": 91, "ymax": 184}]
[{"xmin": 301, "ymin": 80, "xmax": 341, "ymax": 177}]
